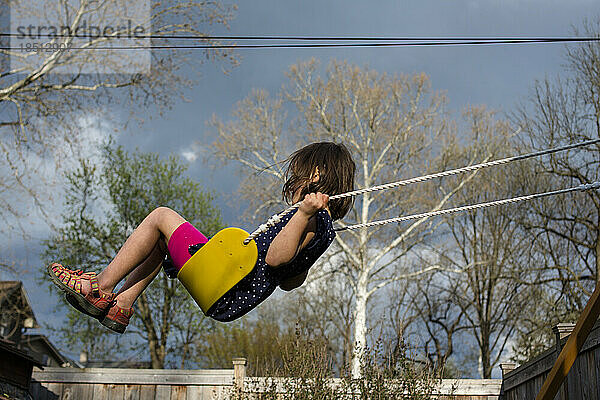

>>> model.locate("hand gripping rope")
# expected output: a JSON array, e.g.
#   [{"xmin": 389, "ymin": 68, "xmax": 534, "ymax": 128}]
[{"xmin": 243, "ymin": 139, "xmax": 600, "ymax": 244}]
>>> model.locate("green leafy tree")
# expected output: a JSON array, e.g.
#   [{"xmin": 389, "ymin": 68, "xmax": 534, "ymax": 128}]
[{"xmin": 43, "ymin": 142, "xmax": 223, "ymax": 368}]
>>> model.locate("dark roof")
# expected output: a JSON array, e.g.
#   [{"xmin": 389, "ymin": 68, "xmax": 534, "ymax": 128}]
[
  {"xmin": 0, "ymin": 281, "xmax": 40, "ymax": 329},
  {"xmin": 0, "ymin": 338, "xmax": 44, "ymax": 367},
  {"xmin": 20, "ymin": 334, "xmax": 70, "ymax": 367}
]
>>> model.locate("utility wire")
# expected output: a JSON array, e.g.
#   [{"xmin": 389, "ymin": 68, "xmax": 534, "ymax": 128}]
[
  {"xmin": 0, "ymin": 32, "xmax": 599, "ymax": 41},
  {"xmin": 1, "ymin": 36, "xmax": 599, "ymax": 51}
]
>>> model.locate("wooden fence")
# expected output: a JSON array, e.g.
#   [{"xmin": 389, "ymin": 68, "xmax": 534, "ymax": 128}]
[
  {"xmin": 30, "ymin": 367, "xmax": 236, "ymax": 400},
  {"xmin": 240, "ymin": 377, "xmax": 501, "ymax": 399},
  {"xmin": 26, "ymin": 321, "xmax": 600, "ymax": 399},
  {"xmin": 500, "ymin": 319, "xmax": 600, "ymax": 400},
  {"xmin": 31, "ymin": 358, "xmax": 502, "ymax": 399}
]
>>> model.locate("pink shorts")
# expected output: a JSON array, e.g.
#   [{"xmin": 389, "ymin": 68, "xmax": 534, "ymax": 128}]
[{"xmin": 167, "ymin": 222, "xmax": 209, "ymax": 270}]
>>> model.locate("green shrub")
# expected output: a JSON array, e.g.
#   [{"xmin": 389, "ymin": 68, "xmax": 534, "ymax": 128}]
[{"xmin": 232, "ymin": 327, "xmax": 441, "ymax": 399}]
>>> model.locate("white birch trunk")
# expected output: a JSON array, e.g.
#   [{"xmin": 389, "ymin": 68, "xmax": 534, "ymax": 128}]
[
  {"xmin": 351, "ymin": 157, "xmax": 371, "ymax": 378},
  {"xmin": 351, "ymin": 271, "xmax": 369, "ymax": 378}
]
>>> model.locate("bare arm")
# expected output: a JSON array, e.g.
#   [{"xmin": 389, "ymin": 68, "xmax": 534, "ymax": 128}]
[{"xmin": 265, "ymin": 192, "xmax": 329, "ymax": 268}]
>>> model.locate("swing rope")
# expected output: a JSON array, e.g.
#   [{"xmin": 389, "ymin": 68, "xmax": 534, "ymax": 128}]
[
  {"xmin": 329, "ymin": 138, "xmax": 600, "ymax": 201},
  {"xmin": 336, "ymin": 181, "xmax": 600, "ymax": 231},
  {"xmin": 243, "ymin": 139, "xmax": 600, "ymax": 244}
]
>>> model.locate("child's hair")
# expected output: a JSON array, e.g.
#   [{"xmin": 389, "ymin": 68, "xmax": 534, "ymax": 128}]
[{"xmin": 282, "ymin": 142, "xmax": 355, "ymax": 221}]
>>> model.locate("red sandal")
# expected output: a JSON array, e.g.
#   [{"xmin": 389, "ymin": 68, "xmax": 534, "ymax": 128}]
[
  {"xmin": 65, "ymin": 293, "xmax": 133, "ymax": 334},
  {"xmin": 100, "ymin": 303, "xmax": 134, "ymax": 334},
  {"xmin": 48, "ymin": 263, "xmax": 115, "ymax": 318}
]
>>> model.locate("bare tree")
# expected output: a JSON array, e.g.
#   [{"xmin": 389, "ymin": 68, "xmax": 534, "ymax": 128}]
[
  {"xmin": 0, "ymin": 0, "xmax": 236, "ymax": 254},
  {"xmin": 409, "ymin": 274, "xmax": 466, "ymax": 376},
  {"xmin": 425, "ymin": 107, "xmax": 537, "ymax": 378},
  {"xmin": 211, "ymin": 59, "xmax": 486, "ymax": 377},
  {"xmin": 508, "ymin": 19, "xmax": 600, "ymax": 360}
]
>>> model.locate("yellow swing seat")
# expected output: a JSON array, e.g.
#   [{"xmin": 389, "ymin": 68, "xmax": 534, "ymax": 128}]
[{"xmin": 177, "ymin": 227, "xmax": 258, "ymax": 314}]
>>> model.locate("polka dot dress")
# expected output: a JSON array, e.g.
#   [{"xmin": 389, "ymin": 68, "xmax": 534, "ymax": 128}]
[{"xmin": 206, "ymin": 209, "xmax": 335, "ymax": 322}]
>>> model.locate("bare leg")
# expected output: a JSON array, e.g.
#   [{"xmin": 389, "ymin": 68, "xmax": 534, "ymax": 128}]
[
  {"xmin": 79, "ymin": 207, "xmax": 186, "ymax": 297},
  {"xmin": 97, "ymin": 207, "xmax": 185, "ymax": 291},
  {"xmin": 112, "ymin": 241, "xmax": 166, "ymax": 308}
]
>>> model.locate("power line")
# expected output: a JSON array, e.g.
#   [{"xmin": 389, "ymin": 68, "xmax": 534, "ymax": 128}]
[
  {"xmin": 1, "ymin": 35, "xmax": 599, "ymax": 51},
  {"xmin": 0, "ymin": 32, "xmax": 598, "ymax": 41}
]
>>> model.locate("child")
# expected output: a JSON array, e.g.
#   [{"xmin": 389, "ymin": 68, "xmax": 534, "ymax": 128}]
[{"xmin": 48, "ymin": 142, "xmax": 356, "ymax": 333}]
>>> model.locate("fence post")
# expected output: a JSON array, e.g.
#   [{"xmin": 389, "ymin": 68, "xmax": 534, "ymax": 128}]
[
  {"xmin": 499, "ymin": 363, "xmax": 516, "ymax": 400},
  {"xmin": 551, "ymin": 323, "xmax": 575, "ymax": 400},
  {"xmin": 232, "ymin": 358, "xmax": 247, "ymax": 391},
  {"xmin": 536, "ymin": 279, "xmax": 600, "ymax": 400},
  {"xmin": 499, "ymin": 363, "xmax": 516, "ymax": 378},
  {"xmin": 552, "ymin": 323, "xmax": 575, "ymax": 349}
]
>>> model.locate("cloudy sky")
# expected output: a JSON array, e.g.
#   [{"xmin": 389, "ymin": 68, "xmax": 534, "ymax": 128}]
[
  {"xmin": 3, "ymin": 0, "xmax": 600, "ymax": 370},
  {"xmin": 120, "ymin": 0, "xmax": 600, "ymax": 223}
]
